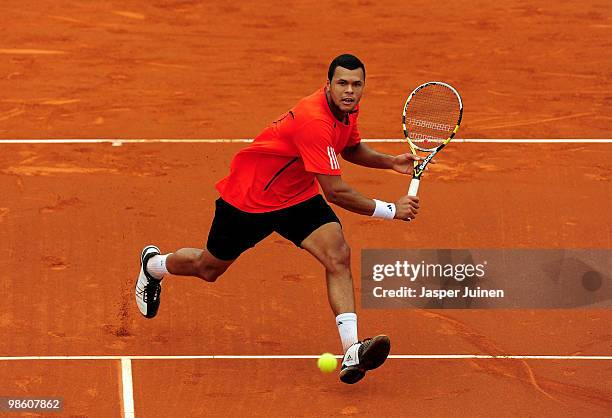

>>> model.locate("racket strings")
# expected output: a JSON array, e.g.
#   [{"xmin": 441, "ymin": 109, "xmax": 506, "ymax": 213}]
[{"xmin": 404, "ymin": 84, "xmax": 460, "ymax": 150}]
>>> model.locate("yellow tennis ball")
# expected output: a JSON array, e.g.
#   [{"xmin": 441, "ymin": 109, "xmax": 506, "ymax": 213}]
[{"xmin": 317, "ymin": 353, "xmax": 338, "ymax": 373}]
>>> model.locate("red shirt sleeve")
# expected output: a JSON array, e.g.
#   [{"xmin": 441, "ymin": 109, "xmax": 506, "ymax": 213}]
[{"xmin": 292, "ymin": 120, "xmax": 341, "ymax": 175}]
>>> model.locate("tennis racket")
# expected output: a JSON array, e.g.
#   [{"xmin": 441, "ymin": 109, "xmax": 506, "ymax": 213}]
[{"xmin": 402, "ymin": 81, "xmax": 463, "ymax": 196}]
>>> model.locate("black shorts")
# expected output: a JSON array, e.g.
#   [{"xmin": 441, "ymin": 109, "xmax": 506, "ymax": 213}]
[{"xmin": 206, "ymin": 195, "xmax": 340, "ymax": 261}]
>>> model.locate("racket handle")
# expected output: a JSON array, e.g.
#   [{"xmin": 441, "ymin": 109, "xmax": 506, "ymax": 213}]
[{"xmin": 408, "ymin": 178, "xmax": 420, "ymax": 196}]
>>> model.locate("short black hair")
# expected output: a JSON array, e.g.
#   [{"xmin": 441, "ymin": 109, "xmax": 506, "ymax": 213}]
[{"xmin": 327, "ymin": 54, "xmax": 365, "ymax": 81}]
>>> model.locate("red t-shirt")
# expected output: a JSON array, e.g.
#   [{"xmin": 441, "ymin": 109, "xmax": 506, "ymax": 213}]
[{"xmin": 216, "ymin": 87, "xmax": 362, "ymax": 213}]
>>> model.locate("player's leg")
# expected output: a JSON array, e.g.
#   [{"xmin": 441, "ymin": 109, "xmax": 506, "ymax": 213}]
[
  {"xmin": 300, "ymin": 222, "xmax": 360, "ymax": 357},
  {"xmin": 301, "ymin": 224, "xmax": 390, "ymax": 384},
  {"xmin": 136, "ymin": 248, "xmax": 233, "ymax": 319},
  {"xmin": 274, "ymin": 197, "xmax": 356, "ymax": 346},
  {"xmin": 135, "ymin": 198, "xmax": 273, "ymax": 318},
  {"xmin": 275, "ymin": 195, "xmax": 390, "ymax": 384},
  {"xmin": 300, "ymin": 222, "xmax": 354, "ymax": 316},
  {"xmin": 164, "ymin": 248, "xmax": 233, "ymax": 282}
]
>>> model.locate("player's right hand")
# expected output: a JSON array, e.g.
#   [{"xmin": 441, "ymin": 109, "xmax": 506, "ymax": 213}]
[{"xmin": 394, "ymin": 196, "xmax": 419, "ymax": 221}]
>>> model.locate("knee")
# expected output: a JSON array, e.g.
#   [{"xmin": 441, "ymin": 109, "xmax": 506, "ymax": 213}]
[{"xmin": 326, "ymin": 243, "xmax": 351, "ymax": 273}]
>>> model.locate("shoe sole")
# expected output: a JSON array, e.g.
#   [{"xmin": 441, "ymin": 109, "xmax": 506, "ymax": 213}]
[
  {"xmin": 339, "ymin": 366, "xmax": 365, "ymax": 384},
  {"xmin": 360, "ymin": 335, "xmax": 391, "ymax": 371},
  {"xmin": 339, "ymin": 335, "xmax": 391, "ymax": 384}
]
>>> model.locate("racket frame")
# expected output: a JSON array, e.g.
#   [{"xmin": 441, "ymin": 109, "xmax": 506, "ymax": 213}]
[{"xmin": 402, "ymin": 81, "xmax": 463, "ymax": 196}]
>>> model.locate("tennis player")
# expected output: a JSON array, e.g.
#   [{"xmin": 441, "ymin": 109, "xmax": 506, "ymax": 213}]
[{"xmin": 135, "ymin": 54, "xmax": 421, "ymax": 384}]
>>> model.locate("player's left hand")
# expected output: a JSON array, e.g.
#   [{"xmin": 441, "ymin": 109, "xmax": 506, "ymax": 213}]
[{"xmin": 390, "ymin": 153, "xmax": 430, "ymax": 174}]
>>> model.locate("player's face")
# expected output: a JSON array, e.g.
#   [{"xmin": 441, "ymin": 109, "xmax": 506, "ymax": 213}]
[{"xmin": 326, "ymin": 66, "xmax": 365, "ymax": 113}]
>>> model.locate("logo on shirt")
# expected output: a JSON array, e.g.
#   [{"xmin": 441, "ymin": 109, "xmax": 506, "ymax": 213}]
[{"xmin": 327, "ymin": 146, "xmax": 340, "ymax": 170}]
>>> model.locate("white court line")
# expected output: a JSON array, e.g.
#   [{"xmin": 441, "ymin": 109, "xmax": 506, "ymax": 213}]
[
  {"xmin": 0, "ymin": 138, "xmax": 611, "ymax": 144},
  {"xmin": 0, "ymin": 354, "xmax": 610, "ymax": 360},
  {"xmin": 2, "ymin": 354, "xmax": 608, "ymax": 418},
  {"xmin": 120, "ymin": 358, "xmax": 135, "ymax": 418}
]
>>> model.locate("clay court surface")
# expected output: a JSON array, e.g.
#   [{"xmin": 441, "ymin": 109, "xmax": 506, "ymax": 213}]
[{"xmin": 1, "ymin": 1, "xmax": 611, "ymax": 417}]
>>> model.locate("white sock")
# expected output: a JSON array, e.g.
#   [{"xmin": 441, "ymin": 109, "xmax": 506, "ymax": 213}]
[
  {"xmin": 336, "ymin": 312, "xmax": 358, "ymax": 353},
  {"xmin": 146, "ymin": 254, "xmax": 170, "ymax": 280}
]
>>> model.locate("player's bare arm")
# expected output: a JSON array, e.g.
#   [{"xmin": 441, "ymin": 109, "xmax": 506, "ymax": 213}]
[
  {"xmin": 341, "ymin": 142, "xmax": 424, "ymax": 173},
  {"xmin": 316, "ymin": 173, "xmax": 419, "ymax": 221}
]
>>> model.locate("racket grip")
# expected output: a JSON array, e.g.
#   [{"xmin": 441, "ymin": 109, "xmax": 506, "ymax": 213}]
[{"xmin": 408, "ymin": 178, "xmax": 420, "ymax": 196}]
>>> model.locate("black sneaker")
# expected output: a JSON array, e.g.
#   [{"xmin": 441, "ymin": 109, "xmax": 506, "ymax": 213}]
[
  {"xmin": 135, "ymin": 245, "xmax": 162, "ymax": 318},
  {"xmin": 339, "ymin": 335, "xmax": 391, "ymax": 384}
]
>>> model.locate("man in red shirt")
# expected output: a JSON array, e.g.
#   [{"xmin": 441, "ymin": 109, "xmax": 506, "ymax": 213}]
[{"xmin": 135, "ymin": 54, "xmax": 421, "ymax": 384}]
